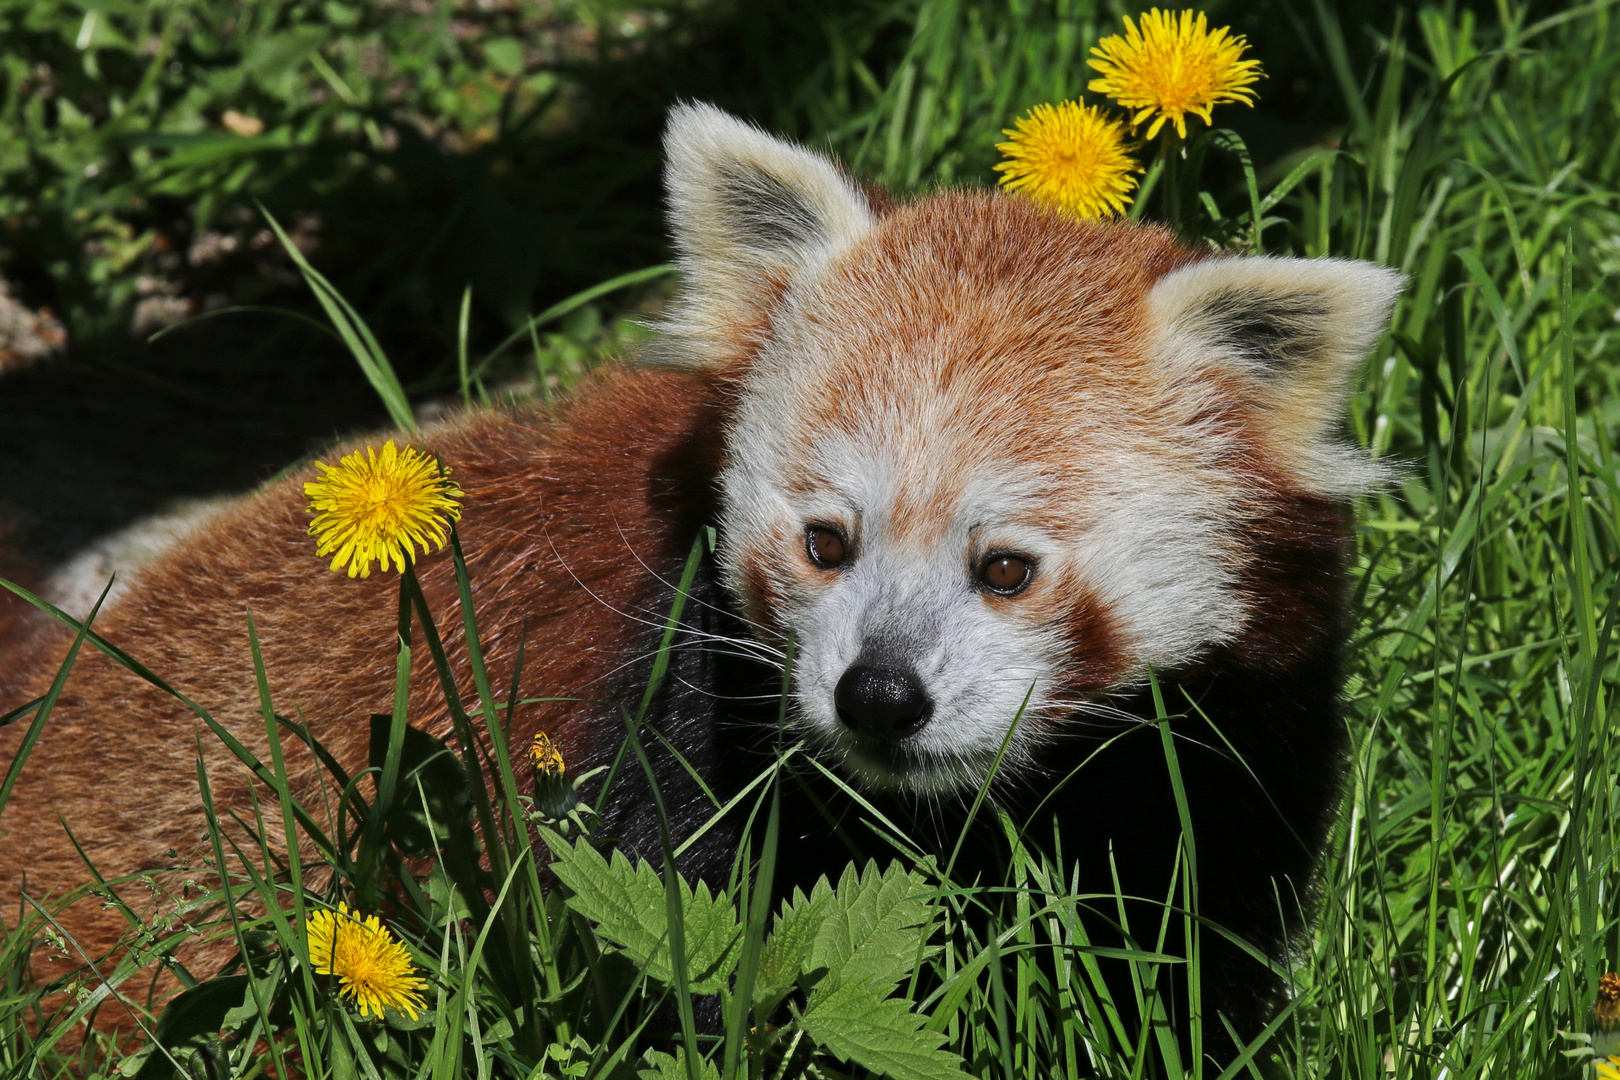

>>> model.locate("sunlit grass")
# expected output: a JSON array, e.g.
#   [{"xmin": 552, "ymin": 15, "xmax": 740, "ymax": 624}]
[{"xmin": 2, "ymin": 2, "xmax": 1618, "ymax": 1078}]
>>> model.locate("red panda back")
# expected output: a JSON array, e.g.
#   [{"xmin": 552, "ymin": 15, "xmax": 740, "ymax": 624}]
[{"xmin": 0, "ymin": 363, "xmax": 730, "ymax": 997}]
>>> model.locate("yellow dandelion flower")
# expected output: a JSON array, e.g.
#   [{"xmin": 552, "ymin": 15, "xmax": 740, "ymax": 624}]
[
  {"xmin": 305, "ymin": 902, "xmax": 428, "ymax": 1020},
  {"xmin": 1598, "ymin": 1055, "xmax": 1620, "ymax": 1080},
  {"xmin": 304, "ymin": 439, "xmax": 463, "ymax": 578},
  {"xmin": 1087, "ymin": 9, "xmax": 1263, "ymax": 140},
  {"xmin": 531, "ymin": 732, "xmax": 566, "ymax": 777},
  {"xmin": 993, "ymin": 101, "xmax": 1140, "ymax": 220}
]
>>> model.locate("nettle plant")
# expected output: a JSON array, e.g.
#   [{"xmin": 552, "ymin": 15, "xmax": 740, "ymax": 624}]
[{"xmin": 547, "ymin": 840, "xmax": 954, "ymax": 1080}]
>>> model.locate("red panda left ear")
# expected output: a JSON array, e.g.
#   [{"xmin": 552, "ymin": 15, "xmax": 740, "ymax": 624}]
[
  {"xmin": 660, "ymin": 103, "xmax": 875, "ymax": 367},
  {"xmin": 1147, "ymin": 255, "xmax": 1404, "ymax": 496}
]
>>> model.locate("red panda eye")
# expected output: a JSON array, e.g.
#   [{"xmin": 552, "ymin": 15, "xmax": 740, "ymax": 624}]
[
  {"xmin": 806, "ymin": 527, "xmax": 848, "ymax": 570},
  {"xmin": 980, "ymin": 555, "xmax": 1032, "ymax": 595}
]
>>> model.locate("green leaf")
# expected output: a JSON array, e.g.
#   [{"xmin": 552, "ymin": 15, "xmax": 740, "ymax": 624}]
[
  {"xmin": 755, "ymin": 878, "xmax": 835, "ymax": 1008},
  {"xmin": 242, "ymin": 28, "xmax": 327, "ymax": 83},
  {"xmin": 483, "ymin": 37, "xmax": 525, "ymax": 77},
  {"xmin": 638, "ymin": 1048, "xmax": 720, "ymax": 1080},
  {"xmin": 800, "ymin": 979, "xmax": 969, "ymax": 1080},
  {"xmin": 806, "ymin": 862, "xmax": 936, "ymax": 993},
  {"xmin": 768, "ymin": 862, "xmax": 956, "ymax": 1078},
  {"xmin": 132, "ymin": 975, "xmax": 250, "ymax": 1080},
  {"xmin": 367, "ymin": 716, "xmax": 475, "ymax": 856},
  {"xmin": 757, "ymin": 861, "xmax": 936, "ymax": 1013},
  {"xmin": 546, "ymin": 835, "xmax": 740, "ymax": 993}
]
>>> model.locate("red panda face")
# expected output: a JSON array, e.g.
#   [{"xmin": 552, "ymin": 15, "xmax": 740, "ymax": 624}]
[
  {"xmin": 710, "ymin": 199, "xmax": 1250, "ymax": 791},
  {"xmin": 725, "ymin": 437, "xmax": 1094, "ymax": 792},
  {"xmin": 661, "ymin": 105, "xmax": 1401, "ymax": 794}
]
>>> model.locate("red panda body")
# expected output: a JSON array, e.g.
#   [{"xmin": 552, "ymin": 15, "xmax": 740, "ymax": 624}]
[
  {"xmin": 0, "ymin": 366, "xmax": 739, "ymax": 968},
  {"xmin": 0, "ymin": 105, "xmax": 1399, "ymax": 1061}
]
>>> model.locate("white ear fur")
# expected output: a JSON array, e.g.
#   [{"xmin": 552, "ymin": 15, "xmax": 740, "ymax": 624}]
[
  {"xmin": 1148, "ymin": 256, "xmax": 1403, "ymax": 496},
  {"xmin": 661, "ymin": 102, "xmax": 874, "ymax": 362}
]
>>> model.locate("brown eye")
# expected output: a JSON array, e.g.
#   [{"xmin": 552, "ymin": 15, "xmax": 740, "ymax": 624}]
[
  {"xmin": 979, "ymin": 554, "xmax": 1033, "ymax": 595},
  {"xmin": 806, "ymin": 527, "xmax": 848, "ymax": 570}
]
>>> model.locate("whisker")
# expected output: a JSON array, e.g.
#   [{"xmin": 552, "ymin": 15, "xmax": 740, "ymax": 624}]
[
  {"xmin": 606, "ymin": 513, "xmax": 786, "ymax": 643},
  {"xmin": 578, "ymin": 636, "xmax": 786, "ymax": 692},
  {"xmin": 531, "ymin": 523, "xmax": 787, "ymax": 663},
  {"xmin": 666, "ymin": 674, "xmax": 804, "ymax": 705}
]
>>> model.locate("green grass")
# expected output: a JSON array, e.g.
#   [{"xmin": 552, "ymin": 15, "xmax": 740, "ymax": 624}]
[{"xmin": 4, "ymin": 1, "xmax": 1620, "ymax": 1077}]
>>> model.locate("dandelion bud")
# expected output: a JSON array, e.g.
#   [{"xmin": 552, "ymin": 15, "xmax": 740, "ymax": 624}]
[
  {"xmin": 531, "ymin": 732, "xmax": 577, "ymax": 819},
  {"xmin": 1595, "ymin": 972, "xmax": 1620, "ymax": 1031}
]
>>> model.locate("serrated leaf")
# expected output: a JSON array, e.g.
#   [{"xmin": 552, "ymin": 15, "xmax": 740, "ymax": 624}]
[
  {"xmin": 546, "ymin": 835, "xmax": 740, "ymax": 993},
  {"xmin": 637, "ymin": 1048, "xmax": 721, "ymax": 1080},
  {"xmin": 755, "ymin": 878, "xmax": 836, "ymax": 1007},
  {"xmin": 807, "ymin": 861, "xmax": 936, "ymax": 992},
  {"xmin": 800, "ymin": 978, "xmax": 970, "ymax": 1080}
]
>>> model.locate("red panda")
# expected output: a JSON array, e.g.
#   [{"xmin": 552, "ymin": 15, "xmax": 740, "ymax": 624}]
[{"xmin": 0, "ymin": 103, "xmax": 1400, "ymax": 1057}]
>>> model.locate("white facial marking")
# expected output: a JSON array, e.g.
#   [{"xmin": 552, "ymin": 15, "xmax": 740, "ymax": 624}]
[
  {"xmin": 1061, "ymin": 464, "xmax": 1244, "ymax": 671},
  {"xmin": 757, "ymin": 447, "xmax": 1069, "ymax": 793}
]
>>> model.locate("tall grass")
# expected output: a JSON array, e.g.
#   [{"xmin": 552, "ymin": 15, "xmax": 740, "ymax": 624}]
[
  {"xmin": 3, "ymin": 1, "xmax": 1619, "ymax": 1078},
  {"xmin": 1300, "ymin": 3, "xmax": 1620, "ymax": 1073}
]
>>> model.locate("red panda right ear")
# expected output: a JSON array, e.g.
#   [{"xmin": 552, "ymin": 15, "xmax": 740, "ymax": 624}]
[
  {"xmin": 660, "ymin": 102, "xmax": 874, "ymax": 366},
  {"xmin": 1147, "ymin": 255, "xmax": 1403, "ymax": 497}
]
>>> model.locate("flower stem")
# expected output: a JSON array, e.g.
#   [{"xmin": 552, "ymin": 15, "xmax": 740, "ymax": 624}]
[{"xmin": 1161, "ymin": 129, "xmax": 1183, "ymax": 230}]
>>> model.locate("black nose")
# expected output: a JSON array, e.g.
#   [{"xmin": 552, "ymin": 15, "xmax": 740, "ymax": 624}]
[{"xmin": 835, "ymin": 665, "xmax": 933, "ymax": 742}]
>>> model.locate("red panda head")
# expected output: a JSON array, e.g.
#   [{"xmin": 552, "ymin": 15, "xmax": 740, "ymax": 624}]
[{"xmin": 661, "ymin": 104, "xmax": 1401, "ymax": 794}]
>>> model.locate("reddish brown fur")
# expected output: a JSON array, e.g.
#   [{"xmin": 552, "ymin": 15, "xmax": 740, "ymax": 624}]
[
  {"xmin": 779, "ymin": 195, "xmax": 1206, "ymax": 509},
  {"xmin": 737, "ymin": 535, "xmax": 789, "ymax": 637},
  {"xmin": 1228, "ymin": 490, "xmax": 1354, "ymax": 670},
  {"xmin": 1044, "ymin": 575, "xmax": 1130, "ymax": 695},
  {"xmin": 0, "ymin": 365, "xmax": 728, "ymax": 1017},
  {"xmin": 738, "ymin": 197, "xmax": 1214, "ymax": 629}
]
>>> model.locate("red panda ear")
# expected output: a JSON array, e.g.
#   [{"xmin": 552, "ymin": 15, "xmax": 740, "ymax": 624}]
[
  {"xmin": 1147, "ymin": 255, "xmax": 1404, "ymax": 495},
  {"xmin": 661, "ymin": 102, "xmax": 874, "ymax": 365}
]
